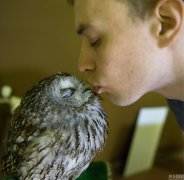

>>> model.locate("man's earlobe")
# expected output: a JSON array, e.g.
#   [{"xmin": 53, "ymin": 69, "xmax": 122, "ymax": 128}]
[{"xmin": 154, "ymin": 0, "xmax": 183, "ymax": 47}]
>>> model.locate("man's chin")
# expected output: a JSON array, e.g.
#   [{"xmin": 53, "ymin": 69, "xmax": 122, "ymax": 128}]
[{"xmin": 108, "ymin": 94, "xmax": 138, "ymax": 107}]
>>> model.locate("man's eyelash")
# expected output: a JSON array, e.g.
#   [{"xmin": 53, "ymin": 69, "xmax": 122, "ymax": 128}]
[{"xmin": 90, "ymin": 38, "xmax": 101, "ymax": 48}]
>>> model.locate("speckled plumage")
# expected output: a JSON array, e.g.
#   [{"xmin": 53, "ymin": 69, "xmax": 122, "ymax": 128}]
[{"xmin": 1, "ymin": 72, "xmax": 108, "ymax": 180}]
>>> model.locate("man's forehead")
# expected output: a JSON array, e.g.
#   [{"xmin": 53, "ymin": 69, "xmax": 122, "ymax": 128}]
[
  {"xmin": 74, "ymin": 0, "xmax": 97, "ymax": 31},
  {"xmin": 74, "ymin": 0, "xmax": 125, "ymax": 33},
  {"xmin": 74, "ymin": 0, "xmax": 109, "ymax": 25}
]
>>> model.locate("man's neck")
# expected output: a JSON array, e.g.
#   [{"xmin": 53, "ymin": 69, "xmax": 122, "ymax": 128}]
[{"xmin": 156, "ymin": 56, "xmax": 184, "ymax": 101}]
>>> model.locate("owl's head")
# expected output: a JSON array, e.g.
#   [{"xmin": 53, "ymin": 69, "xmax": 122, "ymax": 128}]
[
  {"xmin": 25, "ymin": 72, "xmax": 99, "ymax": 109},
  {"xmin": 47, "ymin": 73, "xmax": 97, "ymax": 107},
  {"xmin": 15, "ymin": 73, "xmax": 105, "ymax": 127},
  {"xmin": 16, "ymin": 72, "xmax": 106, "ymax": 129}
]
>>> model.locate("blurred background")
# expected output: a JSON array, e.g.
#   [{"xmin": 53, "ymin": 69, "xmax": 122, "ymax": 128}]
[{"xmin": 0, "ymin": 1, "xmax": 183, "ymax": 179}]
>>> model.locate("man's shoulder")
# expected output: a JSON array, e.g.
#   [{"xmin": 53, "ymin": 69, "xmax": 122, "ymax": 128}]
[{"xmin": 167, "ymin": 99, "xmax": 184, "ymax": 130}]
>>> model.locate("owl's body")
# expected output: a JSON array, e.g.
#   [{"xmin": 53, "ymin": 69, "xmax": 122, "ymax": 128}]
[{"xmin": 1, "ymin": 73, "xmax": 108, "ymax": 180}]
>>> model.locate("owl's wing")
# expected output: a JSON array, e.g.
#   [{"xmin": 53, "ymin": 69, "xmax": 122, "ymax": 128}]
[
  {"xmin": 1, "ymin": 111, "xmax": 41, "ymax": 177},
  {"xmin": 1, "ymin": 112, "xmax": 63, "ymax": 179}
]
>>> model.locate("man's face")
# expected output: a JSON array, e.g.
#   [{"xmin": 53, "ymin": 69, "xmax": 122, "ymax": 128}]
[{"xmin": 74, "ymin": 0, "xmax": 166, "ymax": 106}]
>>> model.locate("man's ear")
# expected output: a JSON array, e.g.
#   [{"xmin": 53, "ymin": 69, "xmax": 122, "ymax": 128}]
[{"xmin": 153, "ymin": 0, "xmax": 184, "ymax": 47}]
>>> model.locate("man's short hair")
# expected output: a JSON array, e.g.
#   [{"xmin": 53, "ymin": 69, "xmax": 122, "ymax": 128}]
[
  {"xmin": 67, "ymin": 0, "xmax": 183, "ymax": 20},
  {"xmin": 67, "ymin": 0, "xmax": 157, "ymax": 20}
]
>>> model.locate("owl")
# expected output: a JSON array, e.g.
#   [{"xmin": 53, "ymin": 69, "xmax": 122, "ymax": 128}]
[{"xmin": 1, "ymin": 72, "xmax": 108, "ymax": 180}]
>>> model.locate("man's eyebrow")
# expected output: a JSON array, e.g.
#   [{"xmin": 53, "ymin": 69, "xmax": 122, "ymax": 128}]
[{"xmin": 76, "ymin": 24, "xmax": 89, "ymax": 35}]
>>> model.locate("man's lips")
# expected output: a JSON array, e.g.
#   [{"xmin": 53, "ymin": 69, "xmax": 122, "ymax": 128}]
[
  {"xmin": 88, "ymin": 80, "xmax": 105, "ymax": 94},
  {"xmin": 93, "ymin": 86, "xmax": 101, "ymax": 94},
  {"xmin": 93, "ymin": 86, "xmax": 104, "ymax": 94}
]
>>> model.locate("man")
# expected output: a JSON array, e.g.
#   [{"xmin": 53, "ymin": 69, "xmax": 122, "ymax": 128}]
[{"xmin": 68, "ymin": 0, "xmax": 184, "ymax": 130}]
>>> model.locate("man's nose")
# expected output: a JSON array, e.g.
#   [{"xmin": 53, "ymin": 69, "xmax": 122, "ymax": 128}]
[{"xmin": 78, "ymin": 44, "xmax": 96, "ymax": 72}]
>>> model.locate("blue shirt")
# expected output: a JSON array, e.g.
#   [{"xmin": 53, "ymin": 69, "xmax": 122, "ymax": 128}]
[{"xmin": 168, "ymin": 99, "xmax": 184, "ymax": 130}]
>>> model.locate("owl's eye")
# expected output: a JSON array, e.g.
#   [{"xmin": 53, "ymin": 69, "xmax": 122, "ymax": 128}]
[{"xmin": 61, "ymin": 88, "xmax": 75, "ymax": 98}]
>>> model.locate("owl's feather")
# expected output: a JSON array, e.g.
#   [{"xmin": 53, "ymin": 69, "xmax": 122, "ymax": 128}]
[{"xmin": 1, "ymin": 72, "xmax": 108, "ymax": 180}]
